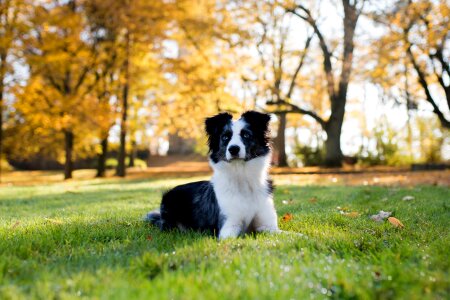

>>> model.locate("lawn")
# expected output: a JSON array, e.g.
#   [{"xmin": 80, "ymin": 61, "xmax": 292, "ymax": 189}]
[{"xmin": 0, "ymin": 175, "xmax": 449, "ymax": 299}]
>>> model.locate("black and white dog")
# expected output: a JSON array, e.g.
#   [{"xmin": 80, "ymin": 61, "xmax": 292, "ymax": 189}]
[{"xmin": 146, "ymin": 111, "xmax": 279, "ymax": 239}]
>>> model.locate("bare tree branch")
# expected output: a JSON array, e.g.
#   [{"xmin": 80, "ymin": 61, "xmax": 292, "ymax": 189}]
[
  {"xmin": 273, "ymin": 24, "xmax": 288, "ymax": 100},
  {"xmin": 407, "ymin": 45, "xmax": 450, "ymax": 128},
  {"xmin": 256, "ymin": 17, "xmax": 269, "ymax": 83},
  {"xmin": 429, "ymin": 53, "xmax": 450, "ymax": 109},
  {"xmin": 267, "ymin": 99, "xmax": 326, "ymax": 128},
  {"xmin": 286, "ymin": 4, "xmax": 336, "ymax": 99},
  {"xmin": 286, "ymin": 32, "xmax": 314, "ymax": 98}
]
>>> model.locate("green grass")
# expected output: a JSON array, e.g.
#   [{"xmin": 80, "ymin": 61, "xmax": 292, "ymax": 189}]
[{"xmin": 0, "ymin": 176, "xmax": 449, "ymax": 299}]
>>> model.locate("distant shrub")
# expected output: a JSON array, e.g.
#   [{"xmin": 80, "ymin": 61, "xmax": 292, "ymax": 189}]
[
  {"xmin": 106, "ymin": 158, "xmax": 147, "ymax": 169},
  {"xmin": 1, "ymin": 157, "xmax": 14, "ymax": 172},
  {"xmin": 292, "ymin": 143, "xmax": 325, "ymax": 167}
]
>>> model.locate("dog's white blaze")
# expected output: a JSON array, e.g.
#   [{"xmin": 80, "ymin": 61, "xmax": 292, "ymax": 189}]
[
  {"xmin": 226, "ymin": 119, "xmax": 246, "ymax": 160},
  {"xmin": 210, "ymin": 153, "xmax": 279, "ymax": 239}
]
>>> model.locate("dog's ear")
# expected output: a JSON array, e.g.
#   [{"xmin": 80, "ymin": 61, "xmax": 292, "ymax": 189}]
[
  {"xmin": 205, "ymin": 112, "xmax": 233, "ymax": 149},
  {"xmin": 241, "ymin": 111, "xmax": 271, "ymax": 133}
]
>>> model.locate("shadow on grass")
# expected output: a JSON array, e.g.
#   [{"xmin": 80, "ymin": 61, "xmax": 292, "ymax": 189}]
[{"xmin": 0, "ymin": 187, "xmax": 161, "ymax": 214}]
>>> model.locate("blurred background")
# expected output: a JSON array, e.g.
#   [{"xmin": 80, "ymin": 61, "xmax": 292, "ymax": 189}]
[{"xmin": 0, "ymin": 0, "xmax": 449, "ymax": 182}]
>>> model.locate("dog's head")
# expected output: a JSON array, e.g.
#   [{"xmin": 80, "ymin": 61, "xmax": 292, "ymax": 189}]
[{"xmin": 205, "ymin": 111, "xmax": 271, "ymax": 164}]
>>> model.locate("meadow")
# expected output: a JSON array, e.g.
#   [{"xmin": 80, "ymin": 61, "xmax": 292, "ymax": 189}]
[{"xmin": 0, "ymin": 172, "xmax": 449, "ymax": 299}]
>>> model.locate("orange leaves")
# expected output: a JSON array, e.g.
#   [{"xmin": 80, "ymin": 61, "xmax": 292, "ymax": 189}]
[
  {"xmin": 388, "ymin": 217, "xmax": 405, "ymax": 228},
  {"xmin": 344, "ymin": 211, "xmax": 360, "ymax": 218},
  {"xmin": 308, "ymin": 197, "xmax": 318, "ymax": 204},
  {"xmin": 10, "ymin": 221, "xmax": 20, "ymax": 230},
  {"xmin": 370, "ymin": 211, "xmax": 405, "ymax": 229},
  {"xmin": 335, "ymin": 205, "xmax": 406, "ymax": 229},
  {"xmin": 282, "ymin": 213, "xmax": 293, "ymax": 222},
  {"xmin": 44, "ymin": 218, "xmax": 63, "ymax": 225},
  {"xmin": 337, "ymin": 206, "xmax": 360, "ymax": 218}
]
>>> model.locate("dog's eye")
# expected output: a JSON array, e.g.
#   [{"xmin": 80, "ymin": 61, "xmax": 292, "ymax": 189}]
[
  {"xmin": 221, "ymin": 135, "xmax": 230, "ymax": 141},
  {"xmin": 242, "ymin": 132, "xmax": 250, "ymax": 139}
]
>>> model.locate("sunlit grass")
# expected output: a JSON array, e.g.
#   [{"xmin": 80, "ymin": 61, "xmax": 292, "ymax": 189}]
[{"xmin": 0, "ymin": 176, "xmax": 449, "ymax": 299}]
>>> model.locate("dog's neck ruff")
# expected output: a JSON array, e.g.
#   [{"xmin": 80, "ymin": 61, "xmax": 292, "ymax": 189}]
[{"xmin": 210, "ymin": 154, "xmax": 271, "ymax": 191}]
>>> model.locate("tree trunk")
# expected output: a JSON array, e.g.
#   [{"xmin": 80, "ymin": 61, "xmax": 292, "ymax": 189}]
[
  {"xmin": 128, "ymin": 140, "xmax": 136, "ymax": 167},
  {"xmin": 275, "ymin": 113, "xmax": 288, "ymax": 167},
  {"xmin": 0, "ymin": 52, "xmax": 6, "ymax": 183},
  {"xmin": 324, "ymin": 128, "xmax": 343, "ymax": 167},
  {"xmin": 167, "ymin": 133, "xmax": 195, "ymax": 155},
  {"xmin": 116, "ymin": 31, "xmax": 130, "ymax": 177},
  {"xmin": 96, "ymin": 135, "xmax": 108, "ymax": 178},
  {"xmin": 64, "ymin": 130, "xmax": 74, "ymax": 179},
  {"xmin": 324, "ymin": 102, "xmax": 345, "ymax": 167}
]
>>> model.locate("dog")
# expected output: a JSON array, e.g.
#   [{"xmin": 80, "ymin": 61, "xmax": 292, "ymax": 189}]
[{"xmin": 146, "ymin": 111, "xmax": 279, "ymax": 239}]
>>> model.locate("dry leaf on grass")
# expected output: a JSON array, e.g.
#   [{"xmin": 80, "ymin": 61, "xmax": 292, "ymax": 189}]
[
  {"xmin": 402, "ymin": 195, "xmax": 415, "ymax": 201},
  {"xmin": 308, "ymin": 197, "xmax": 318, "ymax": 204},
  {"xmin": 282, "ymin": 213, "xmax": 293, "ymax": 222},
  {"xmin": 344, "ymin": 211, "xmax": 360, "ymax": 218},
  {"xmin": 370, "ymin": 210, "xmax": 392, "ymax": 222},
  {"xmin": 10, "ymin": 221, "xmax": 20, "ymax": 229},
  {"xmin": 44, "ymin": 218, "xmax": 63, "ymax": 225},
  {"xmin": 388, "ymin": 217, "xmax": 404, "ymax": 228},
  {"xmin": 337, "ymin": 206, "xmax": 350, "ymax": 212},
  {"xmin": 337, "ymin": 207, "xmax": 359, "ymax": 217}
]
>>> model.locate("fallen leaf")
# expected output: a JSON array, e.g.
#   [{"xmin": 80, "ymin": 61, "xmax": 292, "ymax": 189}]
[
  {"xmin": 308, "ymin": 197, "xmax": 318, "ymax": 203},
  {"xmin": 402, "ymin": 195, "xmax": 414, "ymax": 201},
  {"xmin": 344, "ymin": 211, "xmax": 360, "ymax": 218},
  {"xmin": 370, "ymin": 210, "xmax": 392, "ymax": 222},
  {"xmin": 282, "ymin": 213, "xmax": 293, "ymax": 222},
  {"xmin": 374, "ymin": 271, "xmax": 382, "ymax": 281},
  {"xmin": 337, "ymin": 206, "xmax": 359, "ymax": 217},
  {"xmin": 10, "ymin": 221, "xmax": 20, "ymax": 229},
  {"xmin": 337, "ymin": 206, "xmax": 350, "ymax": 212},
  {"xmin": 44, "ymin": 218, "xmax": 63, "ymax": 225},
  {"xmin": 388, "ymin": 217, "xmax": 404, "ymax": 228},
  {"xmin": 282, "ymin": 199, "xmax": 293, "ymax": 205},
  {"xmin": 146, "ymin": 235, "xmax": 153, "ymax": 241}
]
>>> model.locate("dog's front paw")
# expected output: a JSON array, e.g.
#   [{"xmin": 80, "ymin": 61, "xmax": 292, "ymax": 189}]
[
  {"xmin": 255, "ymin": 225, "xmax": 281, "ymax": 233},
  {"xmin": 218, "ymin": 223, "xmax": 242, "ymax": 240}
]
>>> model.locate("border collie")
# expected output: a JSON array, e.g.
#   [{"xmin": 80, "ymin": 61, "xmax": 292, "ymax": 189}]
[{"xmin": 146, "ymin": 111, "xmax": 279, "ymax": 239}]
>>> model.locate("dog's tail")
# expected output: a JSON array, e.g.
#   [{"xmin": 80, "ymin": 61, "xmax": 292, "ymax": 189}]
[{"xmin": 144, "ymin": 210, "xmax": 163, "ymax": 229}]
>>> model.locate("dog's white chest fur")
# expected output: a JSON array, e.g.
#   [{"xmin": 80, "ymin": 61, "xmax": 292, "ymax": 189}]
[{"xmin": 210, "ymin": 155, "xmax": 279, "ymax": 239}]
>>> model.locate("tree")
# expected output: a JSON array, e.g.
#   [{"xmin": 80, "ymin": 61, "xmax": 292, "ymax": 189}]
[
  {"xmin": 109, "ymin": 0, "xmax": 168, "ymax": 177},
  {"xmin": 156, "ymin": 0, "xmax": 243, "ymax": 142},
  {"xmin": 84, "ymin": 0, "xmax": 122, "ymax": 177},
  {"xmin": 238, "ymin": 0, "xmax": 314, "ymax": 166},
  {"xmin": 267, "ymin": 0, "xmax": 365, "ymax": 167},
  {"xmin": 0, "ymin": 0, "xmax": 27, "ymax": 180},
  {"xmin": 22, "ymin": 0, "xmax": 100, "ymax": 179},
  {"xmin": 371, "ymin": 0, "xmax": 450, "ymax": 129}
]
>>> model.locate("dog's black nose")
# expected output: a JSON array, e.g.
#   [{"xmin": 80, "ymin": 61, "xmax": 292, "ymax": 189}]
[{"xmin": 228, "ymin": 145, "xmax": 240, "ymax": 156}]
